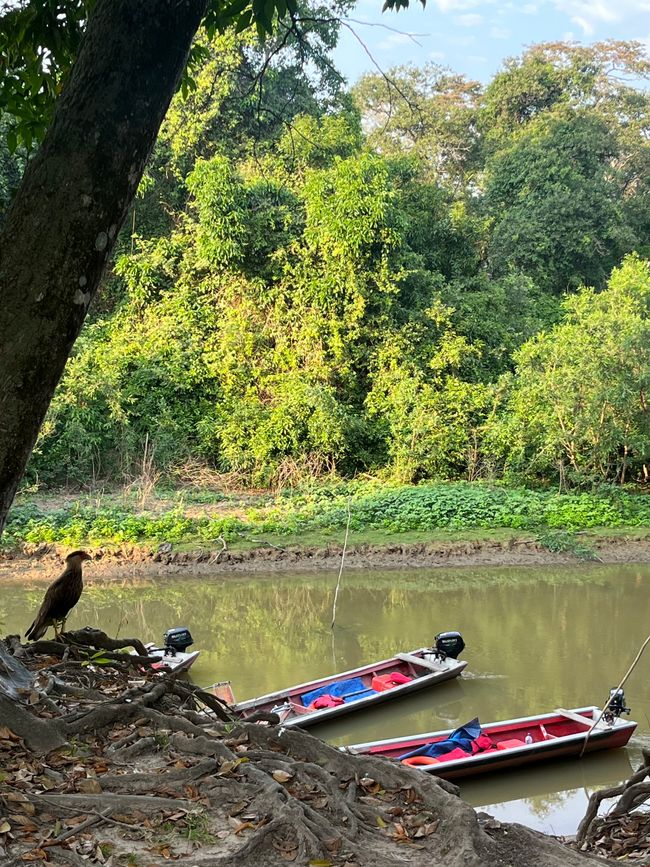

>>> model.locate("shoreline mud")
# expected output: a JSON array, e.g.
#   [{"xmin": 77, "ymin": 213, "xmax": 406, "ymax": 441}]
[{"xmin": 2, "ymin": 532, "xmax": 650, "ymax": 582}]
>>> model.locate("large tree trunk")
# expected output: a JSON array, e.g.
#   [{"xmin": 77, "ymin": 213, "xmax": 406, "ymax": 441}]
[{"xmin": 0, "ymin": 0, "xmax": 208, "ymax": 532}]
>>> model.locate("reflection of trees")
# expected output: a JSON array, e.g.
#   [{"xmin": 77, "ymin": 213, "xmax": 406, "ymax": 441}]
[{"xmin": 523, "ymin": 788, "xmax": 574, "ymax": 819}]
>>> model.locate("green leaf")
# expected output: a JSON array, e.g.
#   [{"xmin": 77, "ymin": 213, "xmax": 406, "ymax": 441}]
[{"xmin": 234, "ymin": 10, "xmax": 252, "ymax": 33}]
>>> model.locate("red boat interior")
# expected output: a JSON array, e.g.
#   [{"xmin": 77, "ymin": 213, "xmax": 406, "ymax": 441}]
[
  {"xmin": 369, "ymin": 711, "xmax": 597, "ymax": 766},
  {"xmin": 241, "ymin": 655, "xmax": 434, "ymax": 717}
]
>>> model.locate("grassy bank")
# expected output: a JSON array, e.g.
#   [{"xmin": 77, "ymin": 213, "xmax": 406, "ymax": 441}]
[{"xmin": 3, "ymin": 481, "xmax": 650, "ymax": 556}]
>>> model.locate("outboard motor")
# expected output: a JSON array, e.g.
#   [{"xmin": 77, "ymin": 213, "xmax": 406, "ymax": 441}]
[
  {"xmin": 434, "ymin": 631, "xmax": 465, "ymax": 660},
  {"xmin": 163, "ymin": 627, "xmax": 194, "ymax": 656},
  {"xmin": 604, "ymin": 687, "xmax": 631, "ymax": 725}
]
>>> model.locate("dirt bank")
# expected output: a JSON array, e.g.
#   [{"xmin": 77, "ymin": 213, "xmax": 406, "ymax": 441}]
[{"xmin": 2, "ymin": 532, "xmax": 650, "ymax": 582}]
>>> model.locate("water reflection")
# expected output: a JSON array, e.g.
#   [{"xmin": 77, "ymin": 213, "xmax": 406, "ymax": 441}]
[
  {"xmin": 2, "ymin": 562, "xmax": 649, "ymax": 834},
  {"xmin": 463, "ymin": 749, "xmax": 634, "ymax": 834}
]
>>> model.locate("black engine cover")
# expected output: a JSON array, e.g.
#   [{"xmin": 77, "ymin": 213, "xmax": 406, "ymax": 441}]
[
  {"xmin": 435, "ymin": 631, "xmax": 465, "ymax": 659},
  {"xmin": 164, "ymin": 627, "xmax": 194, "ymax": 653}
]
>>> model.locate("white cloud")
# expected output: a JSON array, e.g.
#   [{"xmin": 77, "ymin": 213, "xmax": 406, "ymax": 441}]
[
  {"xmin": 455, "ymin": 12, "xmax": 484, "ymax": 25},
  {"xmin": 432, "ymin": 0, "xmax": 487, "ymax": 10},
  {"xmin": 377, "ymin": 31, "xmax": 421, "ymax": 50},
  {"xmin": 490, "ymin": 24, "xmax": 511, "ymax": 38},
  {"xmin": 447, "ymin": 33, "xmax": 477, "ymax": 45},
  {"xmin": 553, "ymin": 0, "xmax": 650, "ymax": 34},
  {"xmin": 522, "ymin": 3, "xmax": 539, "ymax": 12}
]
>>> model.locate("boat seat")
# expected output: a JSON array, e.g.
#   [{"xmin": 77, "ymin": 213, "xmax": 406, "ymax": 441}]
[
  {"xmin": 496, "ymin": 738, "xmax": 526, "ymax": 750},
  {"xmin": 288, "ymin": 702, "xmax": 311, "ymax": 715},
  {"xmin": 554, "ymin": 708, "xmax": 591, "ymax": 728},
  {"xmin": 395, "ymin": 652, "xmax": 441, "ymax": 672},
  {"xmin": 540, "ymin": 724, "xmax": 557, "ymax": 740}
]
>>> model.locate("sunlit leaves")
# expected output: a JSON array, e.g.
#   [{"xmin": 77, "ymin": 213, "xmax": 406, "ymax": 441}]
[
  {"xmin": 0, "ymin": 0, "xmax": 95, "ymax": 150},
  {"xmin": 493, "ymin": 255, "xmax": 650, "ymax": 485}
]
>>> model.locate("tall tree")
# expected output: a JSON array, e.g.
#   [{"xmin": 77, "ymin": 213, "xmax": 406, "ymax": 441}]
[
  {"xmin": 493, "ymin": 255, "xmax": 650, "ymax": 485},
  {"xmin": 0, "ymin": 0, "xmax": 361, "ymax": 532},
  {"xmin": 353, "ymin": 63, "xmax": 481, "ymax": 187}
]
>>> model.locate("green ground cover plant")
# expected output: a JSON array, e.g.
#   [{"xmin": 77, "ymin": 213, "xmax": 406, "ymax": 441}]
[{"xmin": 4, "ymin": 482, "xmax": 650, "ymax": 550}]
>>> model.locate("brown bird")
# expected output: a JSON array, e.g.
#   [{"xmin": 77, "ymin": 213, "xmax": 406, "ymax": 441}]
[{"xmin": 25, "ymin": 551, "xmax": 92, "ymax": 641}]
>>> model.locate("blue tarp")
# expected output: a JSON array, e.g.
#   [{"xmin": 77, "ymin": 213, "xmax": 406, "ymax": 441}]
[
  {"xmin": 398, "ymin": 718, "xmax": 481, "ymax": 760},
  {"xmin": 302, "ymin": 677, "xmax": 374, "ymax": 707}
]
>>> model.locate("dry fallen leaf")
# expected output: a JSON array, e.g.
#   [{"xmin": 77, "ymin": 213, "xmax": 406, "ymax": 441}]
[
  {"xmin": 77, "ymin": 778, "xmax": 102, "ymax": 794},
  {"xmin": 392, "ymin": 822, "xmax": 412, "ymax": 843},
  {"xmin": 310, "ymin": 796, "xmax": 329, "ymax": 810},
  {"xmin": 272, "ymin": 770, "xmax": 294, "ymax": 784},
  {"xmin": 20, "ymin": 849, "xmax": 47, "ymax": 862},
  {"xmin": 218, "ymin": 759, "xmax": 242, "ymax": 777},
  {"xmin": 323, "ymin": 836, "xmax": 343, "ymax": 854},
  {"xmin": 0, "ymin": 727, "xmax": 19, "ymax": 741},
  {"xmin": 273, "ymin": 839, "xmax": 299, "ymax": 861},
  {"xmin": 359, "ymin": 777, "xmax": 380, "ymax": 795},
  {"xmin": 227, "ymin": 800, "xmax": 249, "ymax": 817}
]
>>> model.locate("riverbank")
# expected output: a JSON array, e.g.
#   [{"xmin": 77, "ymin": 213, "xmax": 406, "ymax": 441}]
[
  {"xmin": 3, "ymin": 480, "xmax": 650, "ymax": 579},
  {"xmin": 3, "ymin": 528, "xmax": 650, "ymax": 583}
]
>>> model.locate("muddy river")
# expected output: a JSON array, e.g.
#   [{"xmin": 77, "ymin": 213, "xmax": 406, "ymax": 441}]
[{"xmin": 2, "ymin": 562, "xmax": 649, "ymax": 836}]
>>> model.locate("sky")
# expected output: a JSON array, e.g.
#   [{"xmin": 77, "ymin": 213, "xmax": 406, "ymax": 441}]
[{"xmin": 332, "ymin": 0, "xmax": 650, "ymax": 83}]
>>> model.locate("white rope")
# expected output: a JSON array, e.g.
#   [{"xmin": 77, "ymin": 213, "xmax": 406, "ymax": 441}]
[{"xmin": 330, "ymin": 498, "xmax": 351, "ymax": 630}]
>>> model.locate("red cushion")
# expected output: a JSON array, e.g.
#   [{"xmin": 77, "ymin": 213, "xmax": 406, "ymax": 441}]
[
  {"xmin": 389, "ymin": 671, "xmax": 412, "ymax": 685},
  {"xmin": 437, "ymin": 747, "xmax": 471, "ymax": 762},
  {"xmin": 308, "ymin": 695, "xmax": 345, "ymax": 710},
  {"xmin": 496, "ymin": 738, "xmax": 526, "ymax": 750}
]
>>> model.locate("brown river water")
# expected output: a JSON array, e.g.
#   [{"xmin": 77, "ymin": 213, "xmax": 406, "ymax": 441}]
[{"xmin": 2, "ymin": 562, "xmax": 650, "ymax": 836}]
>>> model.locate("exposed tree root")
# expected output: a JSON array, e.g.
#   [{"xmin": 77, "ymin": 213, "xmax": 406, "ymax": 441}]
[
  {"xmin": 0, "ymin": 630, "xmax": 612, "ymax": 867},
  {"xmin": 574, "ymin": 753, "xmax": 650, "ymax": 862}
]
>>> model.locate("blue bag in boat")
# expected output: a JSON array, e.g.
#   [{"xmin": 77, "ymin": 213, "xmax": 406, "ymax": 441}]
[
  {"xmin": 302, "ymin": 677, "xmax": 374, "ymax": 707},
  {"xmin": 398, "ymin": 718, "xmax": 481, "ymax": 760}
]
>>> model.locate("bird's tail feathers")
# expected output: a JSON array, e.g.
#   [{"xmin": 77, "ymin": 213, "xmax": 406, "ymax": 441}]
[{"xmin": 25, "ymin": 619, "xmax": 46, "ymax": 641}]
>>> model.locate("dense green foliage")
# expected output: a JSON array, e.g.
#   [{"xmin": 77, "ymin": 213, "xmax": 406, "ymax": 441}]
[
  {"xmin": 2, "ymin": 35, "xmax": 649, "ymax": 490},
  {"xmin": 5, "ymin": 482, "xmax": 650, "ymax": 549}
]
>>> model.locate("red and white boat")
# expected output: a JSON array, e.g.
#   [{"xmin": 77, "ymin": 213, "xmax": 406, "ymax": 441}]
[
  {"xmin": 138, "ymin": 627, "xmax": 200, "ymax": 674},
  {"xmin": 347, "ymin": 702, "xmax": 637, "ymax": 780},
  {"xmin": 223, "ymin": 631, "xmax": 467, "ymax": 729}
]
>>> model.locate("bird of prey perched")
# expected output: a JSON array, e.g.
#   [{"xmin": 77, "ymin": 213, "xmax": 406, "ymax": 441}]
[{"xmin": 25, "ymin": 551, "xmax": 92, "ymax": 641}]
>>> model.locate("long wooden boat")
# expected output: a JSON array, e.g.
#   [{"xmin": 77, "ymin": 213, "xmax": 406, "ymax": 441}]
[
  {"xmin": 228, "ymin": 648, "xmax": 467, "ymax": 728},
  {"xmin": 346, "ymin": 706, "xmax": 637, "ymax": 780}
]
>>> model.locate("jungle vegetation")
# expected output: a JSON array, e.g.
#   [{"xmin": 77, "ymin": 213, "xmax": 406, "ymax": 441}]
[{"xmin": 3, "ymin": 35, "xmax": 649, "ymax": 492}]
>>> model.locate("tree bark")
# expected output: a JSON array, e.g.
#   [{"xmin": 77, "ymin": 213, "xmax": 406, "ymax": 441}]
[{"xmin": 0, "ymin": 0, "xmax": 208, "ymax": 532}]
